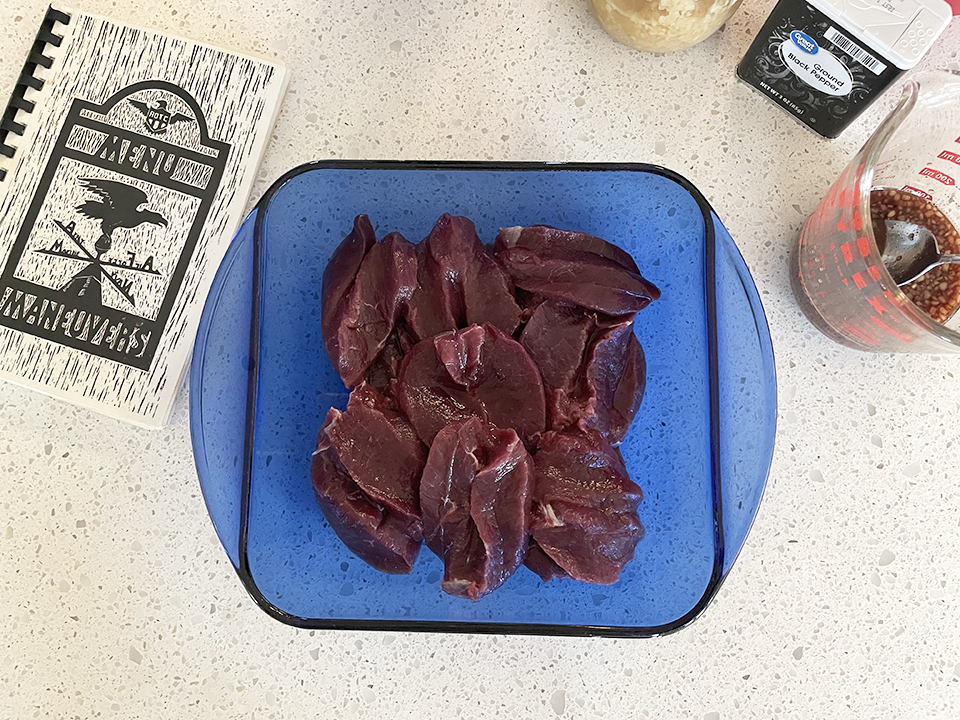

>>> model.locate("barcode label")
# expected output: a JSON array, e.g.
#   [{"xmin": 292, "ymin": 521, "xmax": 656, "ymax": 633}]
[{"xmin": 824, "ymin": 27, "xmax": 887, "ymax": 75}]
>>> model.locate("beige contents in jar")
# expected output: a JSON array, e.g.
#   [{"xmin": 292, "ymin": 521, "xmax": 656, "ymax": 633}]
[
  {"xmin": 871, "ymin": 187, "xmax": 960, "ymax": 324},
  {"xmin": 589, "ymin": 0, "xmax": 743, "ymax": 53}
]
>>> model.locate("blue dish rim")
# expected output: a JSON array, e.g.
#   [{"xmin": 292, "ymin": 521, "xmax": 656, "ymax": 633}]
[{"xmin": 195, "ymin": 159, "xmax": 768, "ymax": 637}]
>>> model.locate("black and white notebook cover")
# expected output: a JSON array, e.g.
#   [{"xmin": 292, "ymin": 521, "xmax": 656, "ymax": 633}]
[{"xmin": 0, "ymin": 6, "xmax": 288, "ymax": 426}]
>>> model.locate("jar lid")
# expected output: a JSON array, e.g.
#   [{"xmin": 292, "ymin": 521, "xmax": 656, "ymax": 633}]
[{"xmin": 810, "ymin": 0, "xmax": 952, "ymax": 69}]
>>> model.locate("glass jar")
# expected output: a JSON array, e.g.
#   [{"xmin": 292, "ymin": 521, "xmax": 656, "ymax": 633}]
[{"xmin": 589, "ymin": 0, "xmax": 743, "ymax": 53}]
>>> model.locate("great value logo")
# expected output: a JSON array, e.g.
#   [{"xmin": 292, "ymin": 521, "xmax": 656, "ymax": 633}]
[{"xmin": 790, "ymin": 30, "xmax": 818, "ymax": 54}]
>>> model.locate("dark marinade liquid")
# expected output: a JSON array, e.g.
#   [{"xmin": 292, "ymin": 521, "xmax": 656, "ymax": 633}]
[{"xmin": 871, "ymin": 187, "xmax": 960, "ymax": 324}]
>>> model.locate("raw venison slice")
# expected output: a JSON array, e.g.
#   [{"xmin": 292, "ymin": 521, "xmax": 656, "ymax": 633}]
[
  {"xmin": 420, "ymin": 417, "xmax": 534, "ymax": 600},
  {"xmin": 576, "ymin": 317, "xmax": 646, "ymax": 445},
  {"xmin": 520, "ymin": 304, "xmax": 647, "ymax": 444},
  {"xmin": 394, "ymin": 335, "xmax": 486, "ymax": 445},
  {"xmin": 470, "ymin": 423, "xmax": 535, "ymax": 591},
  {"xmin": 325, "ymin": 229, "xmax": 419, "ymax": 388},
  {"xmin": 397, "ymin": 323, "xmax": 546, "ymax": 447},
  {"xmin": 523, "ymin": 538, "xmax": 571, "ymax": 582},
  {"xmin": 321, "ymin": 214, "xmax": 376, "ymax": 373},
  {"xmin": 613, "ymin": 332, "xmax": 646, "ymax": 430},
  {"xmin": 495, "ymin": 224, "xmax": 641, "ymax": 274},
  {"xmin": 461, "ymin": 252, "xmax": 521, "ymax": 337},
  {"xmin": 310, "ymin": 411, "xmax": 422, "ymax": 575},
  {"xmin": 438, "ymin": 323, "xmax": 546, "ymax": 447},
  {"xmin": 520, "ymin": 301, "xmax": 595, "ymax": 392},
  {"xmin": 405, "ymin": 214, "xmax": 520, "ymax": 339},
  {"xmin": 405, "ymin": 239, "xmax": 465, "ymax": 341},
  {"xmin": 497, "ymin": 245, "xmax": 660, "ymax": 316},
  {"xmin": 418, "ymin": 420, "xmax": 477, "ymax": 586},
  {"xmin": 519, "ymin": 301, "xmax": 598, "ymax": 431},
  {"xmin": 322, "ymin": 385, "xmax": 426, "ymax": 533},
  {"xmin": 530, "ymin": 430, "xmax": 644, "ymax": 585},
  {"xmin": 434, "ymin": 324, "xmax": 486, "ymax": 387}
]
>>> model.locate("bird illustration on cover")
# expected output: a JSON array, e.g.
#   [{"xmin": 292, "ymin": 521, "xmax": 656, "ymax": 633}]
[
  {"xmin": 75, "ymin": 178, "xmax": 168, "ymax": 254},
  {"xmin": 44, "ymin": 178, "xmax": 168, "ymax": 309}
]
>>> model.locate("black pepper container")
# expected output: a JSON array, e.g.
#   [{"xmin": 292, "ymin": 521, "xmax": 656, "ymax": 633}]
[{"xmin": 736, "ymin": 0, "xmax": 951, "ymax": 138}]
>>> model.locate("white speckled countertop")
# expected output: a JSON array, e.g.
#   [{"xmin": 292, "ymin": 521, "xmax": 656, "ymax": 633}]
[{"xmin": 2, "ymin": 1, "xmax": 959, "ymax": 717}]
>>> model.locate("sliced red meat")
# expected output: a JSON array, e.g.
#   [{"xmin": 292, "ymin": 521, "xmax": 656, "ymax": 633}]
[
  {"xmin": 532, "ymin": 502, "xmax": 643, "ymax": 584},
  {"xmin": 462, "ymin": 250, "xmax": 521, "ymax": 335},
  {"xmin": 576, "ymin": 317, "xmax": 646, "ymax": 445},
  {"xmin": 523, "ymin": 538, "xmax": 571, "ymax": 582},
  {"xmin": 315, "ymin": 216, "xmax": 654, "ymax": 593},
  {"xmin": 515, "ymin": 288, "xmax": 546, "ymax": 325},
  {"xmin": 418, "ymin": 418, "xmax": 479, "ymax": 587},
  {"xmin": 520, "ymin": 301, "xmax": 594, "ymax": 391},
  {"xmin": 451, "ymin": 323, "xmax": 545, "ymax": 446},
  {"xmin": 321, "ymin": 215, "xmax": 376, "ymax": 374},
  {"xmin": 519, "ymin": 301, "xmax": 598, "ymax": 430},
  {"xmin": 495, "ymin": 224, "xmax": 641, "ymax": 274},
  {"xmin": 530, "ymin": 430, "xmax": 644, "ymax": 585},
  {"xmin": 420, "ymin": 417, "xmax": 534, "ymax": 600},
  {"xmin": 520, "ymin": 303, "xmax": 646, "ymax": 445},
  {"xmin": 497, "ymin": 245, "xmax": 659, "ymax": 315},
  {"xmin": 394, "ymin": 335, "xmax": 486, "ymax": 445},
  {"xmin": 612, "ymin": 331, "xmax": 646, "ymax": 439},
  {"xmin": 325, "ymin": 230, "xmax": 419, "ymax": 388},
  {"xmin": 405, "ymin": 239, "xmax": 465, "ymax": 341},
  {"xmin": 397, "ymin": 323, "xmax": 546, "ymax": 447},
  {"xmin": 435, "ymin": 324, "xmax": 485, "ymax": 388},
  {"xmin": 322, "ymin": 385, "xmax": 426, "ymax": 533},
  {"xmin": 405, "ymin": 215, "xmax": 520, "ymax": 339},
  {"xmin": 310, "ymin": 414, "xmax": 422, "ymax": 575},
  {"xmin": 470, "ymin": 423, "xmax": 535, "ymax": 588}
]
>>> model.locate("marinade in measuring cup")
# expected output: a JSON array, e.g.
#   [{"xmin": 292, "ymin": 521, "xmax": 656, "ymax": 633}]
[
  {"xmin": 871, "ymin": 188, "xmax": 960, "ymax": 324},
  {"xmin": 792, "ymin": 71, "xmax": 960, "ymax": 353}
]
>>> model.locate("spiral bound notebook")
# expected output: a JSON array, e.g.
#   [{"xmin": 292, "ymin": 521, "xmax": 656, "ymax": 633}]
[{"xmin": 0, "ymin": 6, "xmax": 288, "ymax": 427}]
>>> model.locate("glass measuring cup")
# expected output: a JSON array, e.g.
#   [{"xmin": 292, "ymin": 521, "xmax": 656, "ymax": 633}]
[{"xmin": 792, "ymin": 70, "xmax": 960, "ymax": 352}]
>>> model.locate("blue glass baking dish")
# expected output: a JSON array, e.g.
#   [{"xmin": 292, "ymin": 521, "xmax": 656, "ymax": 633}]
[{"xmin": 189, "ymin": 161, "xmax": 777, "ymax": 637}]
